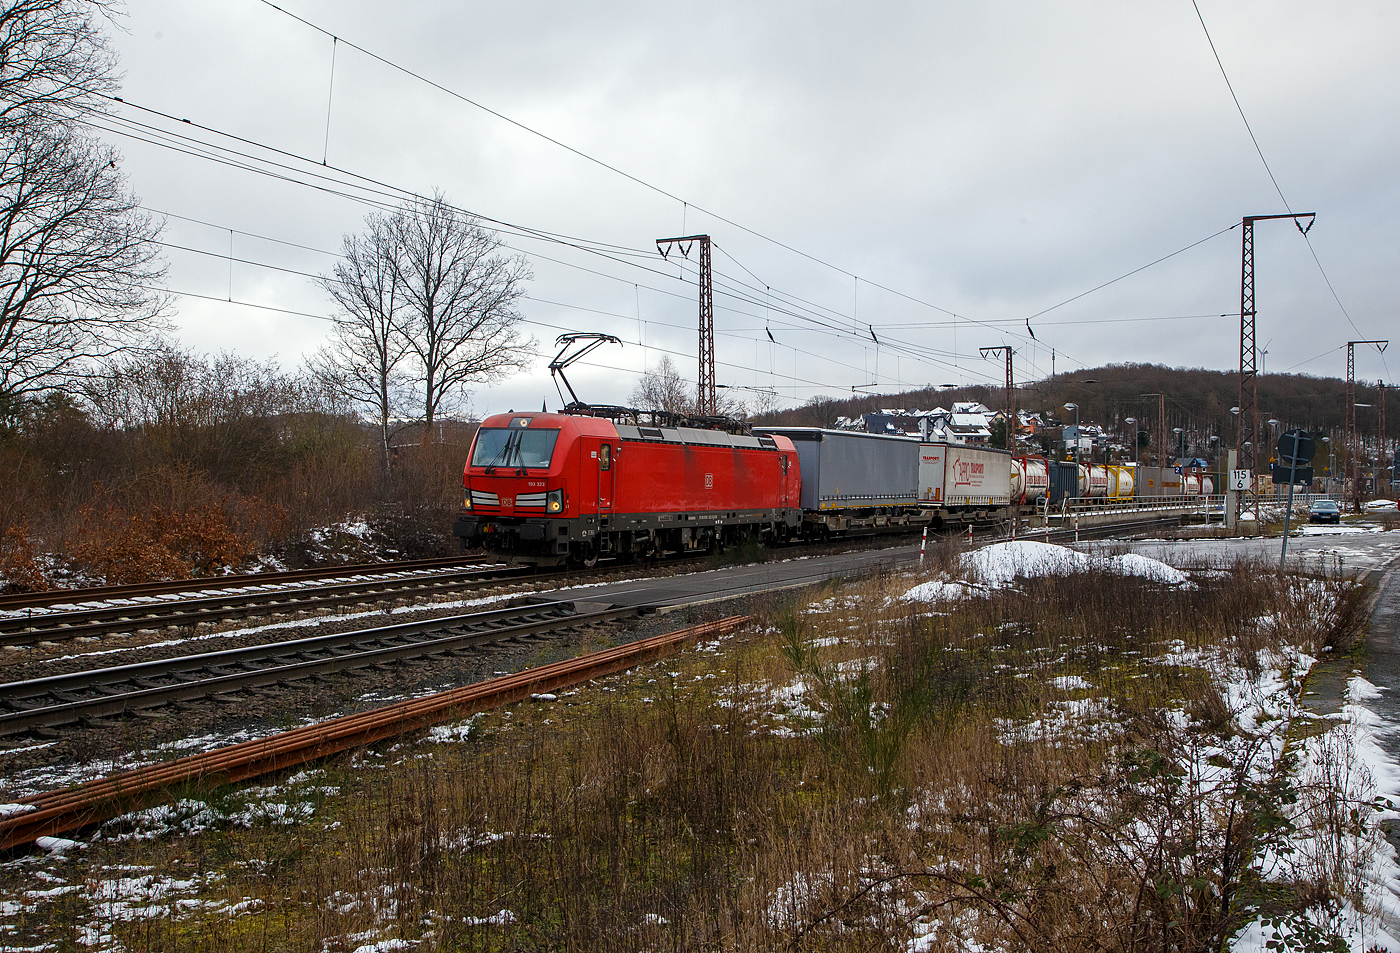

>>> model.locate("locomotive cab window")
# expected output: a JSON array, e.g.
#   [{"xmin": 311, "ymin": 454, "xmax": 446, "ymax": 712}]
[
  {"xmin": 471, "ymin": 428, "xmax": 561, "ymax": 469},
  {"xmin": 599, "ymin": 444, "xmax": 612, "ymax": 470}
]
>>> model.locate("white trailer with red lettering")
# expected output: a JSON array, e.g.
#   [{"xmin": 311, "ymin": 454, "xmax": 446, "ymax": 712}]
[{"xmin": 918, "ymin": 442, "xmax": 1013, "ymax": 521}]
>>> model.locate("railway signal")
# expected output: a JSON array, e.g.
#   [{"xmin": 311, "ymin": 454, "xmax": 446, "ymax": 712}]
[{"xmin": 1276, "ymin": 428, "xmax": 1315, "ymax": 567}]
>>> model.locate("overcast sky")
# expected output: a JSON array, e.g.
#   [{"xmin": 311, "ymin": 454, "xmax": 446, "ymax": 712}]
[{"xmin": 97, "ymin": 1, "xmax": 1399, "ymax": 417}]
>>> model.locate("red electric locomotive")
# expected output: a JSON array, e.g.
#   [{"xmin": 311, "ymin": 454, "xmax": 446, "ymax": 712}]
[{"xmin": 453, "ymin": 410, "xmax": 803, "ymax": 566}]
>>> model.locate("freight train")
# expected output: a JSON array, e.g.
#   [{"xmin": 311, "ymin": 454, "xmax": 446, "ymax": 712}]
[{"xmin": 452, "ymin": 407, "xmax": 1214, "ymax": 566}]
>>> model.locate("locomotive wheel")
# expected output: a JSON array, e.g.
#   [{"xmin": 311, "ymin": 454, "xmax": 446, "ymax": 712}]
[{"xmin": 582, "ymin": 544, "xmax": 600, "ymax": 569}]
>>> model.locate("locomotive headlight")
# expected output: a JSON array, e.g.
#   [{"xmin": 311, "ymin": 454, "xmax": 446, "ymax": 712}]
[
  {"xmin": 547, "ymin": 489, "xmax": 563, "ymax": 513},
  {"xmin": 463, "ymin": 493, "xmax": 472, "ymax": 511}
]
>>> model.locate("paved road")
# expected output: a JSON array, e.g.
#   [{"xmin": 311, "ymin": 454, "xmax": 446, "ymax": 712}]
[
  {"xmin": 544, "ymin": 543, "xmax": 924, "ymax": 612},
  {"xmin": 544, "ymin": 520, "xmax": 1399, "ymax": 616}
]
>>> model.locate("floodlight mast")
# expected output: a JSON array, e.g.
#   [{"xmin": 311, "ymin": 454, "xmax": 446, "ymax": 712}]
[{"xmin": 548, "ymin": 333, "xmax": 622, "ymax": 408}]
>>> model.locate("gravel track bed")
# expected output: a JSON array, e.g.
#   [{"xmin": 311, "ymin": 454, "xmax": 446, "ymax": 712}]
[
  {"xmin": 0, "ymin": 535, "xmax": 901, "ymax": 680},
  {"xmin": 0, "ymin": 589, "xmax": 785, "ymax": 800},
  {"xmin": 0, "ymin": 535, "xmax": 912, "ymax": 796}
]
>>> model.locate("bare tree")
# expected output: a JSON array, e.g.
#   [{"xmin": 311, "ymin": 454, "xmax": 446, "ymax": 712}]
[
  {"xmin": 0, "ymin": 1, "xmax": 166, "ymax": 404},
  {"xmin": 749, "ymin": 386, "xmax": 782, "ymax": 419},
  {"xmin": 311, "ymin": 216, "xmax": 413, "ymax": 475},
  {"xmin": 630, "ymin": 355, "xmax": 694, "ymax": 414},
  {"xmin": 0, "ymin": 1, "xmax": 119, "ymax": 128},
  {"xmin": 390, "ymin": 193, "xmax": 533, "ymax": 431},
  {"xmin": 630, "ymin": 354, "xmax": 750, "ymax": 418},
  {"xmin": 318, "ymin": 192, "xmax": 533, "ymax": 442}
]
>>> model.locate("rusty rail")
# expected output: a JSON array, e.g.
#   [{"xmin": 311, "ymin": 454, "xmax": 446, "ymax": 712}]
[{"xmin": 0, "ymin": 614, "xmax": 752, "ymax": 851}]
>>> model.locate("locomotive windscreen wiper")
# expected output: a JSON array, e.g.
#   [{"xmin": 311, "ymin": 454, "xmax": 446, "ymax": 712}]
[{"xmin": 482, "ymin": 430, "xmax": 520, "ymax": 474}]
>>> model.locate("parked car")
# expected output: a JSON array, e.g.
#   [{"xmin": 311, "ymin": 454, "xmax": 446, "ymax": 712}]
[{"xmin": 1308, "ymin": 499, "xmax": 1342, "ymax": 524}]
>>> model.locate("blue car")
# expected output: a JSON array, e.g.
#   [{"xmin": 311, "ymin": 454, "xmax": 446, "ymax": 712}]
[{"xmin": 1308, "ymin": 500, "xmax": 1342, "ymax": 524}]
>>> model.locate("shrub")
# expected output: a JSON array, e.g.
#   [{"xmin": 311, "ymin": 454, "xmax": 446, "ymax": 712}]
[{"xmin": 0, "ymin": 524, "xmax": 48, "ymax": 592}]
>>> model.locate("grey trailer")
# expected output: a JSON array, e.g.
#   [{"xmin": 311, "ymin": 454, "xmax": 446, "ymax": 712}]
[
  {"xmin": 1135, "ymin": 466, "xmax": 1184, "ymax": 497},
  {"xmin": 753, "ymin": 427, "xmax": 919, "ymax": 512}
]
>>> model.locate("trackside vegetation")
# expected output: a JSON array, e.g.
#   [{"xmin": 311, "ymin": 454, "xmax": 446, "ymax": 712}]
[{"xmin": 0, "ymin": 554, "xmax": 1379, "ymax": 951}]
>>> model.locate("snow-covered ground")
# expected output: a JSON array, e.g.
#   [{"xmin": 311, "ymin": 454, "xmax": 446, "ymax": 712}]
[
  {"xmin": 898, "ymin": 540, "xmax": 1400, "ymax": 950},
  {"xmin": 904, "ymin": 539, "xmax": 1189, "ymax": 602}
]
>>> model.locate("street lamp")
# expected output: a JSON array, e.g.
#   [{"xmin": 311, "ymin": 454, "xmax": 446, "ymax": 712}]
[
  {"xmin": 1173, "ymin": 427, "xmax": 1185, "ymax": 466},
  {"xmin": 1064, "ymin": 402, "xmax": 1079, "ymax": 464},
  {"xmin": 1123, "ymin": 417, "xmax": 1137, "ymax": 464},
  {"xmin": 1322, "ymin": 436, "xmax": 1334, "ymax": 496}
]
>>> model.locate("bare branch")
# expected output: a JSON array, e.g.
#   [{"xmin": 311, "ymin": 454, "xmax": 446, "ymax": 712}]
[
  {"xmin": 318, "ymin": 190, "xmax": 535, "ymax": 438},
  {"xmin": 0, "ymin": 1, "xmax": 166, "ymax": 400}
]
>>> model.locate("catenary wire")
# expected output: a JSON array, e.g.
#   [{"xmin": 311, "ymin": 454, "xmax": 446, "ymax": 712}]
[
  {"xmin": 89, "ymin": 74, "xmax": 1260, "ymax": 388},
  {"xmin": 1191, "ymin": 0, "xmax": 1373, "ymax": 351}
]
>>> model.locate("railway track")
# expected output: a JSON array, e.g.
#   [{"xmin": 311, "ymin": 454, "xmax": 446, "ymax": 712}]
[
  {"xmin": 1040, "ymin": 515, "xmax": 1184, "ymax": 542},
  {"xmin": 0, "ymin": 615, "xmax": 752, "ymax": 851},
  {"xmin": 0, "ymin": 554, "xmax": 488, "ymax": 612},
  {"xmin": 0, "ymin": 562, "xmax": 537, "ymax": 646},
  {"xmin": 0, "ymin": 516, "xmax": 1205, "ymax": 848},
  {"xmin": 0, "ymin": 516, "xmax": 1183, "ymax": 648},
  {"xmin": 0, "ymin": 598, "xmax": 636, "ymax": 737}
]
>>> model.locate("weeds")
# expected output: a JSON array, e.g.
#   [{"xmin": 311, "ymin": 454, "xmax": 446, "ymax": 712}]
[{"xmin": 0, "ymin": 556, "xmax": 1382, "ymax": 951}]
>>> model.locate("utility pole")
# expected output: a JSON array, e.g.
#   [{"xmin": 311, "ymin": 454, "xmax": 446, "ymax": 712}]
[
  {"xmin": 656, "ymin": 234, "xmax": 715, "ymax": 415},
  {"xmin": 1158, "ymin": 394, "xmax": 1167, "ymax": 469},
  {"xmin": 1135, "ymin": 394, "xmax": 1168, "ymax": 468},
  {"xmin": 1346, "ymin": 340, "xmax": 1387, "ymax": 510},
  {"xmin": 1238, "ymin": 213, "xmax": 1315, "ymax": 521},
  {"xmin": 1382, "ymin": 380, "xmax": 1390, "ymax": 500},
  {"xmin": 980, "ymin": 346, "xmax": 1014, "ymax": 447}
]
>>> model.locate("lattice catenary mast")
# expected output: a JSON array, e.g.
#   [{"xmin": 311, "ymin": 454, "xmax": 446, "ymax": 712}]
[
  {"xmin": 1238, "ymin": 212, "xmax": 1315, "ymax": 517},
  {"xmin": 979, "ymin": 346, "xmax": 1015, "ymax": 442},
  {"xmin": 1345, "ymin": 340, "xmax": 1387, "ymax": 508},
  {"xmin": 656, "ymin": 234, "xmax": 715, "ymax": 416}
]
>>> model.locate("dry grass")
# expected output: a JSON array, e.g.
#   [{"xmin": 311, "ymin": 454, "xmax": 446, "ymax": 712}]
[{"xmin": 0, "ymin": 556, "xmax": 1376, "ymax": 951}]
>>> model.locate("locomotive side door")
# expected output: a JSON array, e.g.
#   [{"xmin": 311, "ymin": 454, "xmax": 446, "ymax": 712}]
[
  {"xmin": 779, "ymin": 454, "xmax": 790, "ymax": 506},
  {"xmin": 597, "ymin": 441, "xmax": 614, "ymax": 519}
]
